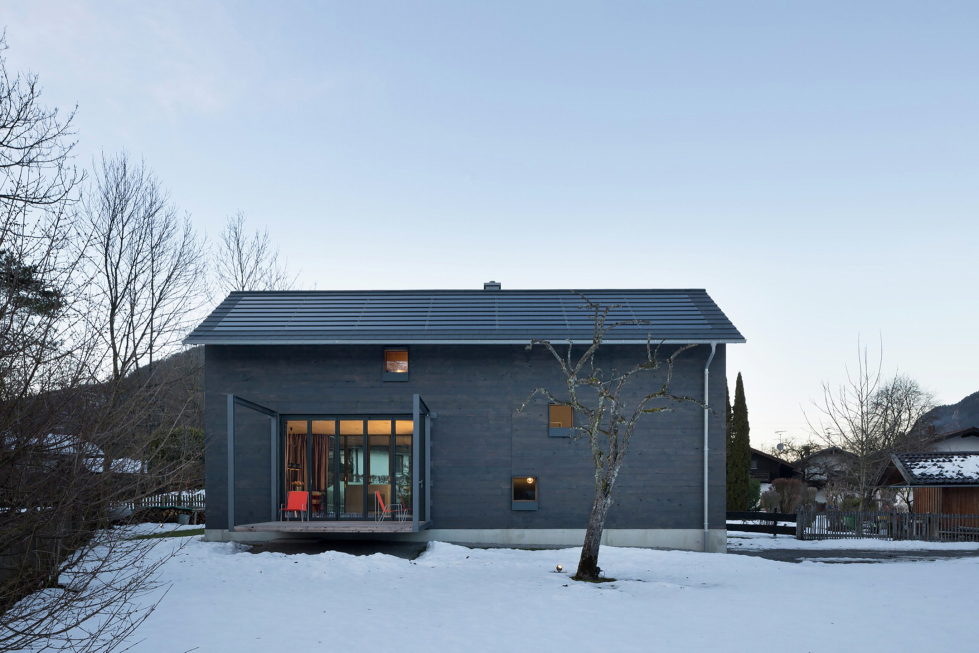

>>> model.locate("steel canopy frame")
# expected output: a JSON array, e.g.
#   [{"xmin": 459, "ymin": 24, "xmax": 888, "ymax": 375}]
[
  {"xmin": 227, "ymin": 394, "xmax": 279, "ymax": 532},
  {"xmin": 412, "ymin": 394, "xmax": 432, "ymax": 531},
  {"xmin": 228, "ymin": 393, "xmax": 431, "ymax": 533}
]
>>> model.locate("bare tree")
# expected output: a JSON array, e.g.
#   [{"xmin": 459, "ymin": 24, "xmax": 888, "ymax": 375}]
[
  {"xmin": 0, "ymin": 32, "xmax": 87, "ymax": 397},
  {"xmin": 0, "ymin": 385, "xmax": 188, "ymax": 653},
  {"xmin": 214, "ymin": 212, "xmax": 294, "ymax": 294},
  {"xmin": 0, "ymin": 40, "xmax": 199, "ymax": 652},
  {"xmin": 84, "ymin": 153, "xmax": 206, "ymax": 380},
  {"xmin": 768, "ymin": 436, "xmax": 826, "ymax": 484},
  {"xmin": 0, "ymin": 35, "xmax": 81, "ymax": 214},
  {"xmin": 524, "ymin": 298, "xmax": 698, "ymax": 581},
  {"xmin": 807, "ymin": 343, "xmax": 935, "ymax": 509}
]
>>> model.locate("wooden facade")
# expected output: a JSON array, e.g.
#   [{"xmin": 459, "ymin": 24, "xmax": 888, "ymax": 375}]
[{"xmin": 915, "ymin": 487, "xmax": 979, "ymax": 516}]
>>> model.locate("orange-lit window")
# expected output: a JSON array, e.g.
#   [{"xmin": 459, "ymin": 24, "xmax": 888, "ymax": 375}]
[
  {"xmin": 384, "ymin": 349, "xmax": 408, "ymax": 376},
  {"xmin": 548, "ymin": 405, "xmax": 572, "ymax": 437},
  {"xmin": 549, "ymin": 405, "xmax": 573, "ymax": 428}
]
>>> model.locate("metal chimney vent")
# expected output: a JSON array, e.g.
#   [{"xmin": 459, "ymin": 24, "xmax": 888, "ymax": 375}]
[{"xmin": 483, "ymin": 281, "xmax": 502, "ymax": 291}]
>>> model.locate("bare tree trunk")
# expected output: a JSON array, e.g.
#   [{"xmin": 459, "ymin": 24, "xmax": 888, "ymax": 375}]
[{"xmin": 576, "ymin": 481, "xmax": 614, "ymax": 581}]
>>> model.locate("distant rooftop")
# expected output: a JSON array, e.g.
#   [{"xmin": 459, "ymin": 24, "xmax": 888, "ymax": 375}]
[
  {"xmin": 184, "ymin": 286, "xmax": 745, "ymax": 346},
  {"xmin": 886, "ymin": 452, "xmax": 979, "ymax": 486}
]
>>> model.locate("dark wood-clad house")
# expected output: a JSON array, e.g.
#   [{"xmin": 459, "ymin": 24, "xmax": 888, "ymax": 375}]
[
  {"xmin": 184, "ymin": 285, "xmax": 744, "ymax": 552},
  {"xmin": 750, "ymin": 448, "xmax": 797, "ymax": 485}
]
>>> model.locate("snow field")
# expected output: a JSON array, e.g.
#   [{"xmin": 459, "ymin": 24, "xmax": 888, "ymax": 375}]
[{"xmin": 112, "ymin": 533, "xmax": 979, "ymax": 653}]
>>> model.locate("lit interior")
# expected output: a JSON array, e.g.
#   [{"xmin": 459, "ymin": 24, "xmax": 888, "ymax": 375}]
[
  {"xmin": 549, "ymin": 405, "xmax": 573, "ymax": 428},
  {"xmin": 512, "ymin": 476, "xmax": 538, "ymax": 502},
  {"xmin": 385, "ymin": 349, "xmax": 409, "ymax": 373}
]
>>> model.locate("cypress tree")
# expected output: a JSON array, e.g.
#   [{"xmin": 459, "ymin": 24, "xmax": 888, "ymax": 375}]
[
  {"xmin": 727, "ymin": 372, "xmax": 752, "ymax": 511},
  {"xmin": 725, "ymin": 386, "xmax": 735, "ymax": 510}
]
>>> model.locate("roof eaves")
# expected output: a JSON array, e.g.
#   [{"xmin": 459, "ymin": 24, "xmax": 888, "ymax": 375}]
[{"xmin": 182, "ymin": 336, "xmax": 745, "ymax": 346}]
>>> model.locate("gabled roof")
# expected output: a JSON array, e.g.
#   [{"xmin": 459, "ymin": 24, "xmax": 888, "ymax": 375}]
[
  {"xmin": 883, "ymin": 452, "xmax": 979, "ymax": 487},
  {"xmin": 184, "ymin": 288, "xmax": 745, "ymax": 345},
  {"xmin": 750, "ymin": 448, "xmax": 797, "ymax": 469},
  {"xmin": 797, "ymin": 446, "xmax": 857, "ymax": 464}
]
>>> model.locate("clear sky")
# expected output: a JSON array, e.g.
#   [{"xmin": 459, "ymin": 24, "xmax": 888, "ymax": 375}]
[{"xmin": 6, "ymin": 2, "xmax": 977, "ymax": 449}]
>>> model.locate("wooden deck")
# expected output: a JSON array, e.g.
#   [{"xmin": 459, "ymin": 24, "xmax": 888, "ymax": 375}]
[{"xmin": 235, "ymin": 520, "xmax": 420, "ymax": 534}]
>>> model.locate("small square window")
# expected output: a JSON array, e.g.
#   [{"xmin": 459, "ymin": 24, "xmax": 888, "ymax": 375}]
[
  {"xmin": 548, "ymin": 404, "xmax": 573, "ymax": 437},
  {"xmin": 384, "ymin": 348, "xmax": 409, "ymax": 381},
  {"xmin": 512, "ymin": 476, "xmax": 538, "ymax": 510}
]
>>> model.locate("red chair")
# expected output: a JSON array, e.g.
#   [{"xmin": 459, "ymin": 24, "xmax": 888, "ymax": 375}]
[
  {"xmin": 280, "ymin": 491, "xmax": 309, "ymax": 521},
  {"xmin": 374, "ymin": 491, "xmax": 407, "ymax": 522}
]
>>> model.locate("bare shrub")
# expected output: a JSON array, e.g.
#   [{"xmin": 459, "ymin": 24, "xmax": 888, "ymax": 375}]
[
  {"xmin": 760, "ymin": 489, "xmax": 780, "ymax": 513},
  {"xmin": 772, "ymin": 478, "xmax": 804, "ymax": 513}
]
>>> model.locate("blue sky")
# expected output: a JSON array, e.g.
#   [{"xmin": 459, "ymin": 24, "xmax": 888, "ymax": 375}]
[{"xmin": 6, "ymin": 2, "xmax": 977, "ymax": 447}]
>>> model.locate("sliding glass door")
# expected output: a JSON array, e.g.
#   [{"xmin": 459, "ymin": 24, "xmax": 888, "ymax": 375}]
[
  {"xmin": 282, "ymin": 416, "xmax": 412, "ymax": 521},
  {"xmin": 311, "ymin": 420, "xmax": 336, "ymax": 519},
  {"xmin": 339, "ymin": 420, "xmax": 365, "ymax": 518}
]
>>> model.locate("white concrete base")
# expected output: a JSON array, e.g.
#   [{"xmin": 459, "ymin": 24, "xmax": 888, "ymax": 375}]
[
  {"xmin": 404, "ymin": 528, "xmax": 726, "ymax": 553},
  {"xmin": 206, "ymin": 527, "xmax": 727, "ymax": 552},
  {"xmin": 204, "ymin": 529, "xmax": 294, "ymax": 544}
]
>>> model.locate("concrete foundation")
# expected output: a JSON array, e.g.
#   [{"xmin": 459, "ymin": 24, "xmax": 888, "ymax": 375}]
[{"xmin": 205, "ymin": 527, "xmax": 727, "ymax": 553}]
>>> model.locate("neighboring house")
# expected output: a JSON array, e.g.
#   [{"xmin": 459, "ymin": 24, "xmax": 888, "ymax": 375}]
[
  {"xmin": 795, "ymin": 447, "xmax": 857, "ymax": 506},
  {"xmin": 925, "ymin": 427, "xmax": 979, "ymax": 453},
  {"xmin": 878, "ymin": 452, "xmax": 979, "ymax": 515},
  {"xmin": 184, "ymin": 285, "xmax": 744, "ymax": 552},
  {"xmin": 750, "ymin": 448, "xmax": 797, "ymax": 486},
  {"xmin": 797, "ymin": 447, "xmax": 855, "ymax": 488}
]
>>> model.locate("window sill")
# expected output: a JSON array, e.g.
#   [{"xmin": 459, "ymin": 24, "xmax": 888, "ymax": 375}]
[
  {"xmin": 548, "ymin": 427, "xmax": 571, "ymax": 438},
  {"xmin": 512, "ymin": 501, "xmax": 539, "ymax": 511},
  {"xmin": 383, "ymin": 372, "xmax": 410, "ymax": 382}
]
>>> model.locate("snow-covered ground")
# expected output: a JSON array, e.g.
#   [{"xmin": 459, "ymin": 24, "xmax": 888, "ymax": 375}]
[{"xmin": 38, "ymin": 527, "xmax": 976, "ymax": 653}]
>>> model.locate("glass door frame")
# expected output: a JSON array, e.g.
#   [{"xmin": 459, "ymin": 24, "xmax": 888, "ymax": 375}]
[{"xmin": 279, "ymin": 414, "xmax": 412, "ymax": 521}]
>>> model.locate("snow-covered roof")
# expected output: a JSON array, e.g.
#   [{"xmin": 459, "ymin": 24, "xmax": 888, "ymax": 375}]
[
  {"xmin": 3, "ymin": 433, "xmax": 146, "ymax": 474},
  {"xmin": 890, "ymin": 452, "xmax": 979, "ymax": 486}
]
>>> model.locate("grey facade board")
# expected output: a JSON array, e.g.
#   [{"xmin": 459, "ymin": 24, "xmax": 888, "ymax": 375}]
[{"xmin": 203, "ymin": 342, "xmax": 729, "ymax": 550}]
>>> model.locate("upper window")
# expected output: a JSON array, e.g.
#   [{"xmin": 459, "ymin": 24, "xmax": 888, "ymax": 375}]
[
  {"xmin": 384, "ymin": 348, "xmax": 409, "ymax": 381},
  {"xmin": 548, "ymin": 404, "xmax": 573, "ymax": 437}
]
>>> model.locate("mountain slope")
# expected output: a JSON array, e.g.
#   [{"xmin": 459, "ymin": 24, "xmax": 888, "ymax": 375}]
[{"xmin": 919, "ymin": 391, "xmax": 979, "ymax": 434}]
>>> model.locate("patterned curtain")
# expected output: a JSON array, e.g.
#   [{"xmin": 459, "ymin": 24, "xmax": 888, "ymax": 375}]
[
  {"xmin": 312, "ymin": 436, "xmax": 331, "ymax": 491},
  {"xmin": 286, "ymin": 433, "xmax": 307, "ymax": 490}
]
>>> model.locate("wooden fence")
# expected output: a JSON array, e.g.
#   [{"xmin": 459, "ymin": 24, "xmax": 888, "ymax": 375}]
[
  {"xmin": 726, "ymin": 511, "xmax": 797, "ymax": 536},
  {"xmin": 796, "ymin": 509, "xmax": 979, "ymax": 542},
  {"xmin": 128, "ymin": 491, "xmax": 205, "ymax": 513}
]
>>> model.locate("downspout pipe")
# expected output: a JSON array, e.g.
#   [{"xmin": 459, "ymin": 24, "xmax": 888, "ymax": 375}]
[{"xmin": 703, "ymin": 342, "xmax": 718, "ymax": 552}]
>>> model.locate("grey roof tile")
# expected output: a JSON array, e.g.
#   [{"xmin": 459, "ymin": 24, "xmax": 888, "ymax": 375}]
[{"xmin": 185, "ymin": 288, "xmax": 745, "ymax": 345}]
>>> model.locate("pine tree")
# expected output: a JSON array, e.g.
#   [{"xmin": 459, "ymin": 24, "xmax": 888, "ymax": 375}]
[{"xmin": 727, "ymin": 372, "xmax": 752, "ymax": 511}]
